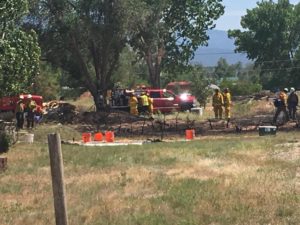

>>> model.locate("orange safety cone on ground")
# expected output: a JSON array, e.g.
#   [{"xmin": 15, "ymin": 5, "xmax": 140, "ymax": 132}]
[
  {"xmin": 94, "ymin": 132, "xmax": 103, "ymax": 141},
  {"xmin": 185, "ymin": 129, "xmax": 195, "ymax": 140},
  {"xmin": 105, "ymin": 131, "xmax": 114, "ymax": 142},
  {"xmin": 82, "ymin": 133, "xmax": 92, "ymax": 143}
]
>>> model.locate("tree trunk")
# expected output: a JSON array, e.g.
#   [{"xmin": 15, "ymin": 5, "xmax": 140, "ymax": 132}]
[
  {"xmin": 144, "ymin": 45, "xmax": 165, "ymax": 88},
  {"xmin": 145, "ymin": 50, "xmax": 162, "ymax": 88},
  {"xmin": 91, "ymin": 90, "xmax": 109, "ymax": 112},
  {"xmin": 148, "ymin": 65, "xmax": 161, "ymax": 88},
  {"xmin": 70, "ymin": 35, "xmax": 110, "ymax": 112}
]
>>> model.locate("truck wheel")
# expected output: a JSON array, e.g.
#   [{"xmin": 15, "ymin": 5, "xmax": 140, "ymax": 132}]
[{"xmin": 180, "ymin": 104, "xmax": 192, "ymax": 112}]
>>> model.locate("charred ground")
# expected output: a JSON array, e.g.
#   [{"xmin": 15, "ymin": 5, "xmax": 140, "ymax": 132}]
[{"xmin": 41, "ymin": 92, "xmax": 300, "ymax": 141}]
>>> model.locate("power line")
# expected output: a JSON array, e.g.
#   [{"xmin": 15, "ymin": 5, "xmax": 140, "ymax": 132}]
[
  {"xmin": 191, "ymin": 62, "xmax": 300, "ymax": 73},
  {"xmin": 193, "ymin": 52, "xmax": 300, "ymax": 63},
  {"xmin": 194, "ymin": 53, "xmax": 300, "ymax": 63},
  {"xmin": 194, "ymin": 51, "xmax": 239, "ymax": 55},
  {"xmin": 251, "ymin": 66, "xmax": 300, "ymax": 72}
]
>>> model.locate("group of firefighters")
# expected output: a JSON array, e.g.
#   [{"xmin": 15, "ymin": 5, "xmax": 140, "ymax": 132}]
[
  {"xmin": 212, "ymin": 88, "xmax": 232, "ymax": 120},
  {"xmin": 129, "ymin": 91, "xmax": 153, "ymax": 116},
  {"xmin": 212, "ymin": 86, "xmax": 299, "ymax": 124},
  {"xmin": 273, "ymin": 87, "xmax": 299, "ymax": 123},
  {"xmin": 14, "ymin": 86, "xmax": 297, "ymax": 130},
  {"xmin": 15, "ymin": 94, "xmax": 42, "ymax": 130}
]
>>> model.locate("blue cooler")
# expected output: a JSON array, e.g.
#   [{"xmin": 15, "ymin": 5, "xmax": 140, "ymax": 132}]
[{"xmin": 258, "ymin": 126, "xmax": 277, "ymax": 136}]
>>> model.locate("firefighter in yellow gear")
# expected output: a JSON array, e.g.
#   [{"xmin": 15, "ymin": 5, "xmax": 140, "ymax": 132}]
[
  {"xmin": 223, "ymin": 88, "xmax": 231, "ymax": 120},
  {"xmin": 273, "ymin": 88, "xmax": 289, "ymax": 123},
  {"xmin": 140, "ymin": 92, "xmax": 149, "ymax": 114},
  {"xmin": 212, "ymin": 89, "xmax": 224, "ymax": 119},
  {"xmin": 25, "ymin": 94, "xmax": 37, "ymax": 129},
  {"xmin": 129, "ymin": 93, "xmax": 138, "ymax": 115},
  {"xmin": 147, "ymin": 93, "xmax": 154, "ymax": 116},
  {"xmin": 15, "ymin": 95, "xmax": 25, "ymax": 130}
]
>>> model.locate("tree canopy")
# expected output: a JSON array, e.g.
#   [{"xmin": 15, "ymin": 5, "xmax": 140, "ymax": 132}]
[
  {"xmin": 25, "ymin": 0, "xmax": 225, "ymax": 108},
  {"xmin": 228, "ymin": 0, "xmax": 300, "ymax": 89},
  {"xmin": 130, "ymin": 0, "xmax": 224, "ymax": 87},
  {"xmin": 213, "ymin": 58, "xmax": 240, "ymax": 80},
  {"xmin": 0, "ymin": 0, "xmax": 40, "ymax": 96},
  {"xmin": 26, "ymin": 0, "xmax": 143, "ymax": 110}
]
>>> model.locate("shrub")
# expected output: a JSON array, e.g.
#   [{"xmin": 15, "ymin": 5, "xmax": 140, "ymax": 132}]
[
  {"xmin": 0, "ymin": 133, "xmax": 10, "ymax": 154},
  {"xmin": 220, "ymin": 80, "xmax": 262, "ymax": 96}
]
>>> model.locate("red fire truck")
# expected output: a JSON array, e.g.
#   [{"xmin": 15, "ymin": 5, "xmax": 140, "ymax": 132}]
[
  {"xmin": 111, "ymin": 88, "xmax": 197, "ymax": 113},
  {"xmin": 0, "ymin": 94, "xmax": 43, "ymax": 112},
  {"xmin": 139, "ymin": 88, "xmax": 196, "ymax": 113}
]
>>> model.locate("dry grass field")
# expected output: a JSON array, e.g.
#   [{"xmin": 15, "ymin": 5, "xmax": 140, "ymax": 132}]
[
  {"xmin": 0, "ymin": 122, "xmax": 299, "ymax": 225},
  {"xmin": 0, "ymin": 96, "xmax": 299, "ymax": 224}
]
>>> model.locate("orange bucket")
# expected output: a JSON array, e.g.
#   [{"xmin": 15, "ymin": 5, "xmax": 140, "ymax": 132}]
[
  {"xmin": 82, "ymin": 133, "xmax": 92, "ymax": 143},
  {"xmin": 94, "ymin": 132, "xmax": 103, "ymax": 141},
  {"xmin": 105, "ymin": 131, "xmax": 114, "ymax": 142},
  {"xmin": 185, "ymin": 129, "xmax": 195, "ymax": 140}
]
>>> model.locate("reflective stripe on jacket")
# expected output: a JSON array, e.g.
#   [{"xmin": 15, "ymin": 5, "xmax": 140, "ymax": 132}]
[
  {"xmin": 15, "ymin": 101, "xmax": 25, "ymax": 113},
  {"xmin": 223, "ymin": 92, "xmax": 231, "ymax": 107},
  {"xmin": 279, "ymin": 92, "xmax": 287, "ymax": 106},
  {"xmin": 129, "ymin": 96, "xmax": 138, "ymax": 108},
  {"xmin": 212, "ymin": 93, "xmax": 224, "ymax": 107},
  {"xmin": 140, "ymin": 95, "xmax": 149, "ymax": 106},
  {"xmin": 26, "ymin": 100, "xmax": 37, "ymax": 112}
]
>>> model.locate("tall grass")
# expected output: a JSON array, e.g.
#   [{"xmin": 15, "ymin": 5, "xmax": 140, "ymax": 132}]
[{"xmin": 0, "ymin": 127, "xmax": 299, "ymax": 225}]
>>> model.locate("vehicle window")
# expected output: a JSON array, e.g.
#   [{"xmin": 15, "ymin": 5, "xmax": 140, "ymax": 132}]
[
  {"xmin": 150, "ymin": 92, "xmax": 161, "ymax": 98},
  {"xmin": 162, "ymin": 91, "xmax": 174, "ymax": 98}
]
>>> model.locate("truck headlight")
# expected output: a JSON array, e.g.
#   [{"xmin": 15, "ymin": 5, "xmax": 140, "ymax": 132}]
[{"xmin": 180, "ymin": 93, "xmax": 188, "ymax": 101}]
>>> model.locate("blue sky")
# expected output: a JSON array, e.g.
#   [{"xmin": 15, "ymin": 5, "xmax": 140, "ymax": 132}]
[{"xmin": 215, "ymin": 0, "xmax": 300, "ymax": 30}]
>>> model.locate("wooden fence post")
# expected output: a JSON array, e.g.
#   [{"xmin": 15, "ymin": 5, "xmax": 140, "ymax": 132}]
[
  {"xmin": 0, "ymin": 156, "xmax": 7, "ymax": 171},
  {"xmin": 48, "ymin": 133, "xmax": 69, "ymax": 225}
]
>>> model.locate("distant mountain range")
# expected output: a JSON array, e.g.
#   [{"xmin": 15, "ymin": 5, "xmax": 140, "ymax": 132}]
[{"xmin": 190, "ymin": 30, "xmax": 251, "ymax": 67}]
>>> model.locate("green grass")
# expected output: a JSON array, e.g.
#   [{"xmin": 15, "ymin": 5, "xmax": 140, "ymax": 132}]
[
  {"xmin": 232, "ymin": 101, "xmax": 254, "ymax": 118},
  {"xmin": 0, "ymin": 125, "xmax": 299, "ymax": 225}
]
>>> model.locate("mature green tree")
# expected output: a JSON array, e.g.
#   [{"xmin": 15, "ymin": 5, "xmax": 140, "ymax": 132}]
[
  {"xmin": 189, "ymin": 65, "xmax": 212, "ymax": 107},
  {"xmin": 111, "ymin": 47, "xmax": 149, "ymax": 89},
  {"xmin": 228, "ymin": 0, "xmax": 300, "ymax": 89},
  {"xmin": 213, "ymin": 58, "xmax": 239, "ymax": 80},
  {"xmin": 34, "ymin": 62, "xmax": 62, "ymax": 101},
  {"xmin": 130, "ymin": 0, "xmax": 224, "ymax": 88},
  {"xmin": 25, "ymin": 0, "xmax": 141, "ymax": 110},
  {"xmin": 0, "ymin": 0, "xmax": 40, "ymax": 96},
  {"xmin": 237, "ymin": 63, "xmax": 261, "ymax": 84}
]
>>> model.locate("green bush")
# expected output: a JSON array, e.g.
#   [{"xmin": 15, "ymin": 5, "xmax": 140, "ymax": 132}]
[
  {"xmin": 220, "ymin": 80, "xmax": 262, "ymax": 96},
  {"xmin": 0, "ymin": 133, "xmax": 10, "ymax": 154}
]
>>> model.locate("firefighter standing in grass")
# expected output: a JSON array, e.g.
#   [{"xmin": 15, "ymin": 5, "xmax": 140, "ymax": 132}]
[
  {"xmin": 287, "ymin": 87, "xmax": 298, "ymax": 120},
  {"xmin": 223, "ymin": 88, "xmax": 232, "ymax": 120},
  {"xmin": 34, "ymin": 104, "xmax": 43, "ymax": 124},
  {"xmin": 212, "ymin": 89, "xmax": 223, "ymax": 119},
  {"xmin": 15, "ymin": 95, "xmax": 25, "ymax": 130},
  {"xmin": 25, "ymin": 94, "xmax": 37, "ymax": 129},
  {"xmin": 273, "ymin": 88, "xmax": 289, "ymax": 124},
  {"xmin": 147, "ymin": 92, "xmax": 154, "ymax": 117},
  {"xmin": 140, "ymin": 92, "xmax": 149, "ymax": 114},
  {"xmin": 129, "ymin": 93, "xmax": 138, "ymax": 115}
]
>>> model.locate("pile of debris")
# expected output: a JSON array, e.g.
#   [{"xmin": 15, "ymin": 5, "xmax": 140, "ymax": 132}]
[
  {"xmin": 233, "ymin": 90, "xmax": 274, "ymax": 102},
  {"xmin": 43, "ymin": 101, "xmax": 79, "ymax": 124},
  {"xmin": 42, "ymin": 99, "xmax": 146, "ymax": 125}
]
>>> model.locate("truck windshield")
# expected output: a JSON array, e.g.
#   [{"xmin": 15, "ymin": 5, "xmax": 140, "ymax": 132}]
[
  {"xmin": 150, "ymin": 92, "xmax": 161, "ymax": 98},
  {"xmin": 162, "ymin": 91, "xmax": 174, "ymax": 98}
]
